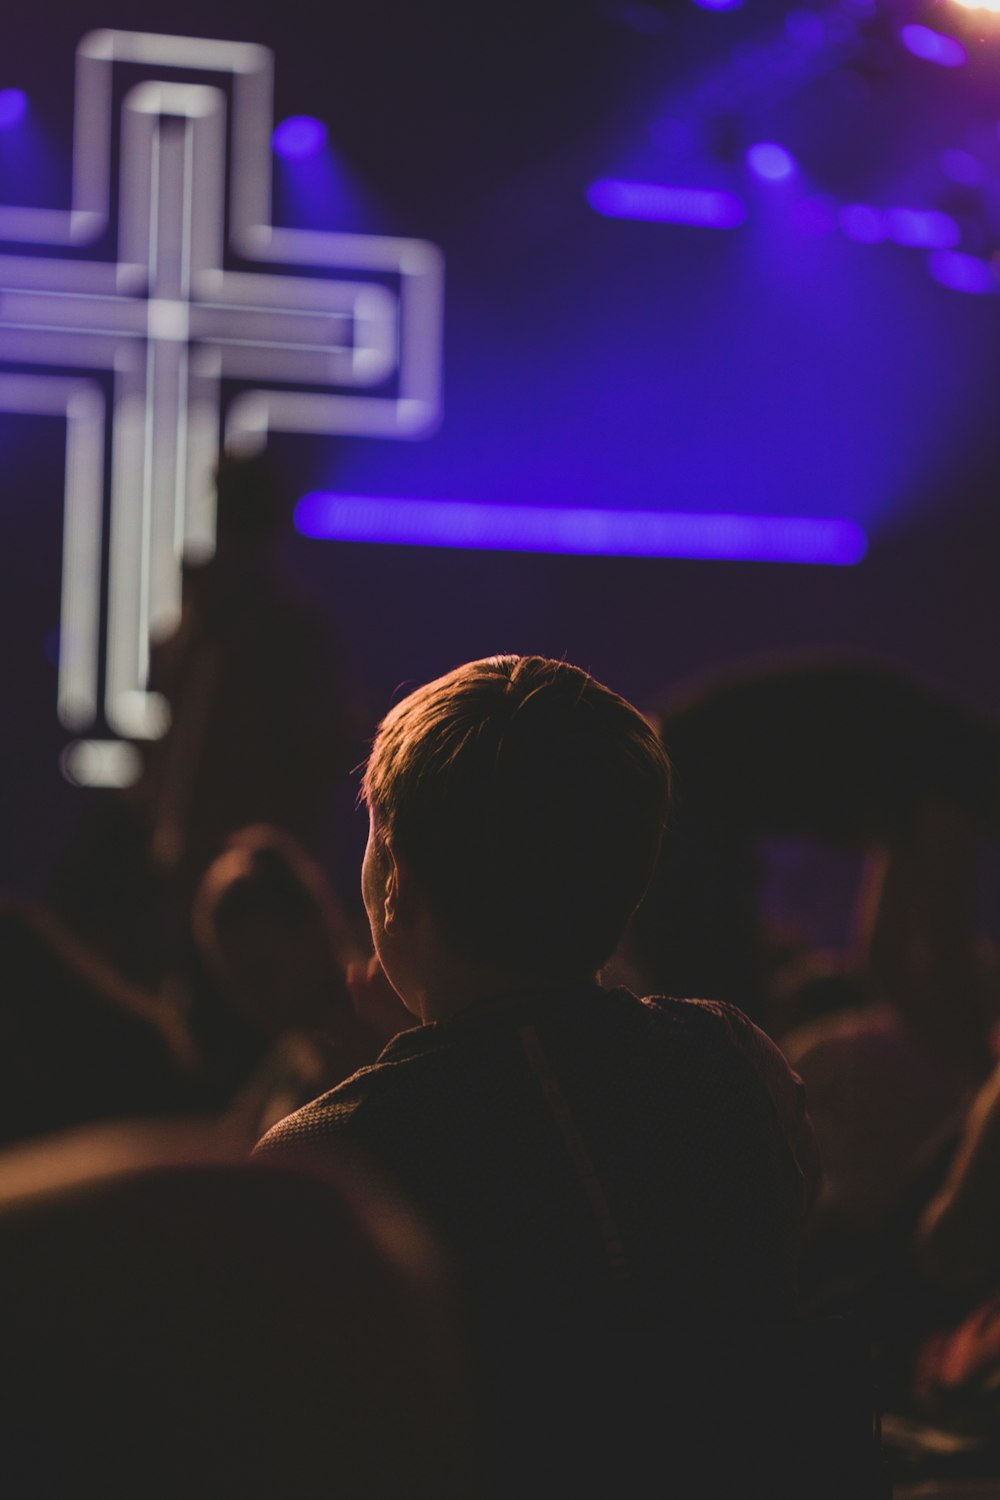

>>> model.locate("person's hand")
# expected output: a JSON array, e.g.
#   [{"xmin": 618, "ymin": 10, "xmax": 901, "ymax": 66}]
[{"xmin": 346, "ymin": 955, "xmax": 417, "ymax": 1049}]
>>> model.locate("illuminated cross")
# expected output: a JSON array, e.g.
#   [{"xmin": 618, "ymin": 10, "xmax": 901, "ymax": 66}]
[{"xmin": 0, "ymin": 29, "xmax": 444, "ymax": 784}]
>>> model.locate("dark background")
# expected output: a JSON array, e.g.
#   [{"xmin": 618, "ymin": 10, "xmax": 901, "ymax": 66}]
[{"xmin": 3, "ymin": 0, "xmax": 1000, "ymax": 915}]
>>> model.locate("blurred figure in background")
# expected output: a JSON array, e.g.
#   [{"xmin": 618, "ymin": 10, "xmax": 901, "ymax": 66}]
[
  {"xmin": 0, "ymin": 1116, "xmax": 472, "ymax": 1500},
  {"xmin": 783, "ymin": 800, "xmax": 998, "ymax": 1250},
  {"xmin": 0, "ymin": 821, "xmax": 378, "ymax": 1155},
  {"xmin": 900, "ymin": 1031, "xmax": 1000, "ymax": 1456},
  {"xmin": 916, "ymin": 1039, "xmax": 1000, "ymax": 1299},
  {"xmin": 134, "ymin": 451, "xmax": 360, "ymax": 895},
  {"xmin": 47, "ymin": 450, "xmax": 364, "ymax": 990},
  {"xmin": 614, "ymin": 649, "xmax": 1000, "ymax": 1037},
  {"xmin": 185, "ymin": 822, "xmax": 373, "ymax": 1140},
  {"xmin": 782, "ymin": 797, "xmax": 1000, "ymax": 1445},
  {"xmin": 610, "ymin": 648, "xmax": 1000, "ymax": 1478}
]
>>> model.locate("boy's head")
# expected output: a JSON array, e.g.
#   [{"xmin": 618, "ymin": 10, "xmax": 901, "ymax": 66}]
[{"xmin": 361, "ymin": 656, "xmax": 670, "ymax": 979}]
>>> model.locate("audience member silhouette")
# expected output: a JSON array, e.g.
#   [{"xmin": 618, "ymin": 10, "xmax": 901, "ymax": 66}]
[
  {"xmin": 186, "ymin": 823, "xmax": 372, "ymax": 1139},
  {"xmin": 617, "ymin": 649, "xmax": 1000, "ymax": 1034},
  {"xmin": 775, "ymin": 804, "xmax": 1000, "ymax": 1455},
  {"xmin": 135, "ymin": 450, "xmax": 360, "ymax": 890},
  {"xmin": 254, "ymin": 654, "xmax": 882, "ymax": 1499},
  {"xmin": 621, "ymin": 652, "xmax": 1000, "ymax": 1486},
  {"xmin": 916, "ymin": 1037, "xmax": 1000, "ymax": 1299},
  {"xmin": 900, "ymin": 1035, "xmax": 1000, "ymax": 1452},
  {"xmin": 0, "ymin": 1117, "xmax": 472, "ymax": 1499},
  {"xmin": 783, "ymin": 800, "xmax": 997, "ymax": 1245}
]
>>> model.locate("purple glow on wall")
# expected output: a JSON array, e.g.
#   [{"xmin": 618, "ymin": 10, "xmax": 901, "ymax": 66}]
[
  {"xmin": 785, "ymin": 10, "xmax": 826, "ymax": 50},
  {"xmin": 692, "ymin": 0, "xmax": 743, "ymax": 10},
  {"xmin": 587, "ymin": 178, "xmax": 746, "ymax": 228},
  {"xmin": 271, "ymin": 114, "xmax": 327, "ymax": 159},
  {"xmin": 791, "ymin": 198, "xmax": 835, "ymax": 236},
  {"xmin": 900, "ymin": 25, "xmax": 967, "ymax": 68},
  {"xmin": 940, "ymin": 149, "xmax": 983, "ymax": 187},
  {"xmin": 0, "ymin": 89, "xmax": 27, "ymax": 129},
  {"xmin": 839, "ymin": 204, "xmax": 886, "ymax": 243},
  {"xmin": 295, "ymin": 494, "xmax": 868, "ymax": 565}
]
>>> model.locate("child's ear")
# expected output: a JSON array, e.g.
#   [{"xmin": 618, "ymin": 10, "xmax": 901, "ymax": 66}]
[
  {"xmin": 383, "ymin": 849, "xmax": 399, "ymax": 932},
  {"xmin": 381, "ymin": 838, "xmax": 413, "ymax": 933}
]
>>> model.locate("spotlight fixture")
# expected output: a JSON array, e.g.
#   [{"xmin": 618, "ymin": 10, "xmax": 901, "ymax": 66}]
[
  {"xmin": 746, "ymin": 142, "xmax": 796, "ymax": 182},
  {"xmin": 271, "ymin": 114, "xmax": 327, "ymax": 159}
]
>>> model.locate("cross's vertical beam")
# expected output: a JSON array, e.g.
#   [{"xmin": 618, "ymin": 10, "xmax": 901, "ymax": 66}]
[
  {"xmin": 144, "ymin": 114, "xmax": 192, "ymax": 643},
  {"xmin": 106, "ymin": 83, "xmax": 227, "ymax": 740},
  {"xmin": 60, "ymin": 385, "xmax": 106, "ymax": 729},
  {"xmin": 106, "ymin": 345, "xmax": 161, "ymax": 740},
  {"xmin": 182, "ymin": 90, "xmax": 226, "ymax": 566}
]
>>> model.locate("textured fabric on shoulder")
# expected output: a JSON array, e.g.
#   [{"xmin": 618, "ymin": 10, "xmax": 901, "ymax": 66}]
[
  {"xmin": 256, "ymin": 985, "xmax": 811, "ymax": 1326},
  {"xmin": 256, "ymin": 986, "xmax": 844, "ymax": 1498}
]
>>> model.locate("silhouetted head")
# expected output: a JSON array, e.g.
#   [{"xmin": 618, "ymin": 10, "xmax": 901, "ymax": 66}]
[
  {"xmin": 192, "ymin": 825, "xmax": 352, "ymax": 1037},
  {"xmin": 0, "ymin": 1119, "xmax": 471, "ymax": 1499},
  {"xmin": 361, "ymin": 655, "xmax": 671, "ymax": 981}
]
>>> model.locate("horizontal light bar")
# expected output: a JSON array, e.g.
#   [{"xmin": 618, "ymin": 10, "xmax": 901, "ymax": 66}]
[
  {"xmin": 295, "ymin": 494, "xmax": 868, "ymax": 565},
  {"xmin": 587, "ymin": 178, "xmax": 746, "ymax": 229}
]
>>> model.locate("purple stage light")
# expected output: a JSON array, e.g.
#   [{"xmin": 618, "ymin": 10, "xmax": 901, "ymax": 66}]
[
  {"xmin": 928, "ymin": 250, "xmax": 997, "ymax": 294},
  {"xmin": 0, "ymin": 89, "xmax": 27, "ymax": 129},
  {"xmin": 692, "ymin": 0, "xmax": 743, "ymax": 10},
  {"xmin": 840, "ymin": 204, "xmax": 960, "ymax": 249},
  {"xmin": 295, "ymin": 494, "xmax": 868, "ymax": 566},
  {"xmin": 746, "ymin": 142, "xmax": 796, "ymax": 183},
  {"xmin": 272, "ymin": 114, "xmax": 327, "ymax": 159},
  {"xmin": 900, "ymin": 25, "xmax": 967, "ymax": 67},
  {"xmin": 587, "ymin": 178, "xmax": 746, "ymax": 229},
  {"xmin": 885, "ymin": 208, "xmax": 960, "ymax": 249}
]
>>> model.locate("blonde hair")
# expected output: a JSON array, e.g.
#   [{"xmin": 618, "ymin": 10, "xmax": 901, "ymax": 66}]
[{"xmin": 362, "ymin": 656, "xmax": 670, "ymax": 974}]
